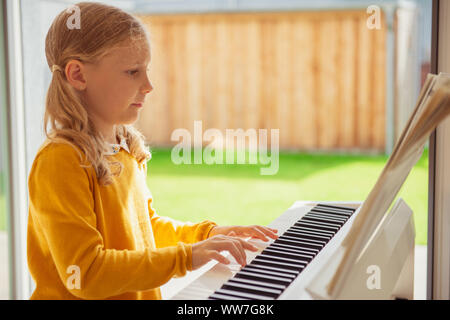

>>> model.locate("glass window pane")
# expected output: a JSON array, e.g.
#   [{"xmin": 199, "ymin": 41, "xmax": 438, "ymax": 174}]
[{"xmin": 0, "ymin": 0, "xmax": 10, "ymax": 300}]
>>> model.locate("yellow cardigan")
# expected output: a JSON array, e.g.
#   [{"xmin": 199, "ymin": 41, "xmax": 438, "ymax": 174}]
[{"xmin": 27, "ymin": 141, "xmax": 216, "ymax": 300}]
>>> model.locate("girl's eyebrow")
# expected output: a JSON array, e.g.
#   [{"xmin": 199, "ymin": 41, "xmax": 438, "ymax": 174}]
[{"xmin": 129, "ymin": 61, "xmax": 150, "ymax": 67}]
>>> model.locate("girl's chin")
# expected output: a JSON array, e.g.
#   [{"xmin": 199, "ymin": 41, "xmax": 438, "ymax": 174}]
[{"xmin": 115, "ymin": 116, "xmax": 139, "ymax": 126}]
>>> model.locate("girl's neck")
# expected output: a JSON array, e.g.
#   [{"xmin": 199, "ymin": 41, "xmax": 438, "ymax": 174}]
[
  {"xmin": 90, "ymin": 114, "xmax": 118, "ymax": 144},
  {"xmin": 103, "ymin": 130, "xmax": 118, "ymax": 145},
  {"xmin": 95, "ymin": 123, "xmax": 118, "ymax": 145}
]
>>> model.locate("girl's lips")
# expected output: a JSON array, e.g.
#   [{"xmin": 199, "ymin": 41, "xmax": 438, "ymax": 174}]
[{"xmin": 131, "ymin": 103, "xmax": 143, "ymax": 108}]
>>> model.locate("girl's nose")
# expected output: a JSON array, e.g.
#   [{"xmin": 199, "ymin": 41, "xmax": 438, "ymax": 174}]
[{"xmin": 142, "ymin": 80, "xmax": 153, "ymax": 94}]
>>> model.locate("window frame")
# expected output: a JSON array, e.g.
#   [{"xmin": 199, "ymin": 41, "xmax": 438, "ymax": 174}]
[{"xmin": 3, "ymin": 0, "xmax": 34, "ymax": 299}]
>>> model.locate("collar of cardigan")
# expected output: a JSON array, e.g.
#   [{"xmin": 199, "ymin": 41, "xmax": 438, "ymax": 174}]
[{"xmin": 104, "ymin": 137, "xmax": 130, "ymax": 156}]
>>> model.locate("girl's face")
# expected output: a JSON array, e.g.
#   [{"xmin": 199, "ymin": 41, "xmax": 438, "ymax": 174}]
[{"xmin": 81, "ymin": 39, "xmax": 153, "ymax": 130}]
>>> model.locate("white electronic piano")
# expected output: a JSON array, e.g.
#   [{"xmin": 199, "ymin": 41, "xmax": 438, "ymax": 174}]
[{"xmin": 163, "ymin": 198, "xmax": 415, "ymax": 300}]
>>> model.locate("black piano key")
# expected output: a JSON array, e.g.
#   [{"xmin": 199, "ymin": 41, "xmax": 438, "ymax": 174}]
[
  {"xmin": 279, "ymin": 234, "xmax": 327, "ymax": 250},
  {"xmin": 295, "ymin": 220, "xmax": 340, "ymax": 233},
  {"xmin": 285, "ymin": 229, "xmax": 331, "ymax": 242},
  {"xmin": 316, "ymin": 203, "xmax": 356, "ymax": 212},
  {"xmin": 296, "ymin": 218, "xmax": 341, "ymax": 230},
  {"xmin": 306, "ymin": 210, "xmax": 348, "ymax": 221},
  {"xmin": 242, "ymin": 263, "xmax": 299, "ymax": 277},
  {"xmin": 236, "ymin": 270, "xmax": 292, "ymax": 286},
  {"xmin": 262, "ymin": 247, "xmax": 313, "ymax": 263},
  {"xmin": 289, "ymin": 226, "xmax": 334, "ymax": 238},
  {"xmin": 222, "ymin": 281, "xmax": 282, "ymax": 298},
  {"xmin": 270, "ymin": 241, "xmax": 319, "ymax": 255},
  {"xmin": 259, "ymin": 251, "xmax": 311, "ymax": 265},
  {"xmin": 310, "ymin": 207, "xmax": 353, "ymax": 218},
  {"xmin": 270, "ymin": 243, "xmax": 317, "ymax": 257},
  {"xmin": 302, "ymin": 214, "xmax": 345, "ymax": 227},
  {"xmin": 257, "ymin": 253, "xmax": 308, "ymax": 266},
  {"xmin": 252, "ymin": 257, "xmax": 305, "ymax": 271},
  {"xmin": 305, "ymin": 212, "xmax": 348, "ymax": 223},
  {"xmin": 311, "ymin": 208, "xmax": 352, "ymax": 218},
  {"xmin": 283, "ymin": 230, "xmax": 330, "ymax": 244},
  {"xmin": 229, "ymin": 277, "xmax": 287, "ymax": 290},
  {"xmin": 265, "ymin": 244, "xmax": 316, "ymax": 257},
  {"xmin": 276, "ymin": 236, "xmax": 324, "ymax": 250},
  {"xmin": 278, "ymin": 235, "xmax": 327, "ymax": 248}
]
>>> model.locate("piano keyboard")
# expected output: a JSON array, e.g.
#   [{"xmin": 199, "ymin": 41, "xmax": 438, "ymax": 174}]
[{"xmin": 208, "ymin": 204, "xmax": 357, "ymax": 300}]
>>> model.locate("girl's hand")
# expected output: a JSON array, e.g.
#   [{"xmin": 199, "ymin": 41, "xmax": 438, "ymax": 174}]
[
  {"xmin": 208, "ymin": 225, "xmax": 279, "ymax": 242},
  {"xmin": 191, "ymin": 235, "xmax": 258, "ymax": 270}
]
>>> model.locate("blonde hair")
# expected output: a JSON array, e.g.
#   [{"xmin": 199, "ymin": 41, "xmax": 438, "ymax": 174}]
[{"xmin": 44, "ymin": 2, "xmax": 151, "ymax": 185}]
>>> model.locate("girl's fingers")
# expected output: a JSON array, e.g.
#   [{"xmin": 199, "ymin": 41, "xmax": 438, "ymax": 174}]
[
  {"xmin": 244, "ymin": 225, "xmax": 278, "ymax": 241},
  {"xmin": 222, "ymin": 238, "xmax": 246, "ymax": 266},
  {"xmin": 232, "ymin": 239, "xmax": 248, "ymax": 266},
  {"xmin": 227, "ymin": 230, "xmax": 237, "ymax": 237},
  {"xmin": 224, "ymin": 236, "xmax": 257, "ymax": 266},
  {"xmin": 237, "ymin": 237, "xmax": 258, "ymax": 252},
  {"xmin": 257, "ymin": 226, "xmax": 279, "ymax": 240},
  {"xmin": 208, "ymin": 250, "xmax": 230, "ymax": 265},
  {"xmin": 248, "ymin": 227, "xmax": 270, "ymax": 241}
]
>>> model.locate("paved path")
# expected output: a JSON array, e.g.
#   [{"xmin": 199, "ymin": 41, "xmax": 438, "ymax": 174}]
[{"xmin": 0, "ymin": 231, "xmax": 428, "ymax": 300}]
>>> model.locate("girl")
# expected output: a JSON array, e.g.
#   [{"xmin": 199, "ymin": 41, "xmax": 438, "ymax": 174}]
[{"xmin": 27, "ymin": 2, "xmax": 278, "ymax": 300}]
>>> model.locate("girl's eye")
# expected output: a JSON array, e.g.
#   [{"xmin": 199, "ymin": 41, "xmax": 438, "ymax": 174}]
[{"xmin": 127, "ymin": 70, "xmax": 138, "ymax": 76}]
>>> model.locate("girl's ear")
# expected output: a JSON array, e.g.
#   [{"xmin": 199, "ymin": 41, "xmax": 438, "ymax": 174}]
[{"xmin": 65, "ymin": 59, "xmax": 87, "ymax": 91}]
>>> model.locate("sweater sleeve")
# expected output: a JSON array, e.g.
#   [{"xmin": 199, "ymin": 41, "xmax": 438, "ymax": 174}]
[
  {"xmin": 148, "ymin": 198, "xmax": 217, "ymax": 249},
  {"xmin": 28, "ymin": 143, "xmax": 192, "ymax": 300}
]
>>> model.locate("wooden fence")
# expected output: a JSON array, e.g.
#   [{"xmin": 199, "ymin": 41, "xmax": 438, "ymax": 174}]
[{"xmin": 135, "ymin": 10, "xmax": 386, "ymax": 152}]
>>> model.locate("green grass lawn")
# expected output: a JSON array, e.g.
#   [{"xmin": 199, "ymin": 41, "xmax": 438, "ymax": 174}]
[
  {"xmin": 146, "ymin": 148, "xmax": 429, "ymax": 245},
  {"xmin": 0, "ymin": 148, "xmax": 429, "ymax": 245}
]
